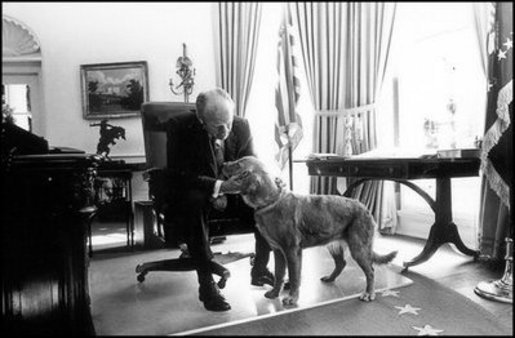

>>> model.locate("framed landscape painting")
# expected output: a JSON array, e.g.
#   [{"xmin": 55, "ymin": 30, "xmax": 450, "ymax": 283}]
[{"xmin": 81, "ymin": 61, "xmax": 149, "ymax": 119}]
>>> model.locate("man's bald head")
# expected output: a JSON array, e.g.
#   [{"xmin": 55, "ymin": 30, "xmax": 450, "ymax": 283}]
[{"xmin": 196, "ymin": 88, "xmax": 235, "ymax": 140}]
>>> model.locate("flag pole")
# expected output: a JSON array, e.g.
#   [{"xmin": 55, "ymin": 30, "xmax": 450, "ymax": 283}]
[
  {"xmin": 288, "ymin": 143, "xmax": 293, "ymax": 191},
  {"xmin": 285, "ymin": 123, "xmax": 293, "ymax": 191}
]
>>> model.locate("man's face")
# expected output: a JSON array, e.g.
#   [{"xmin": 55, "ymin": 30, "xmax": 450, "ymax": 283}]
[{"xmin": 201, "ymin": 96, "xmax": 234, "ymax": 141}]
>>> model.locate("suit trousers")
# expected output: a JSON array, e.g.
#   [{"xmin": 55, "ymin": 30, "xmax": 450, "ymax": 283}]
[{"xmin": 172, "ymin": 189, "xmax": 271, "ymax": 288}]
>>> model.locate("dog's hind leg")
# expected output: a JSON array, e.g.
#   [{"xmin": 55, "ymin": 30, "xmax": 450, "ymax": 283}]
[
  {"xmin": 347, "ymin": 235, "xmax": 376, "ymax": 302},
  {"xmin": 321, "ymin": 241, "xmax": 347, "ymax": 283}
]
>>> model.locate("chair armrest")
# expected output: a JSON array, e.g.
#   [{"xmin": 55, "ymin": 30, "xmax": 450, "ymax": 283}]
[{"xmin": 142, "ymin": 167, "xmax": 163, "ymax": 182}]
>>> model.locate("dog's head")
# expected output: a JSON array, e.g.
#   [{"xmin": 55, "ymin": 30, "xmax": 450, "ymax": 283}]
[
  {"xmin": 222, "ymin": 155, "xmax": 265, "ymax": 178},
  {"xmin": 222, "ymin": 156, "xmax": 281, "ymax": 209}
]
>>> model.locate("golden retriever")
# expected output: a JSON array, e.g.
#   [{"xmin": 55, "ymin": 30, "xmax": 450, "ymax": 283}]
[{"xmin": 222, "ymin": 156, "xmax": 397, "ymax": 306}]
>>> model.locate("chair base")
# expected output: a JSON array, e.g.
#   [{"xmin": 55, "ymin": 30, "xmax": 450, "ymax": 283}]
[{"xmin": 135, "ymin": 251, "xmax": 255, "ymax": 283}]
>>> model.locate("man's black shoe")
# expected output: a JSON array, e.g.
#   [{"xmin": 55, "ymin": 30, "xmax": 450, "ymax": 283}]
[
  {"xmin": 250, "ymin": 268, "xmax": 275, "ymax": 287},
  {"xmin": 199, "ymin": 283, "xmax": 231, "ymax": 312}
]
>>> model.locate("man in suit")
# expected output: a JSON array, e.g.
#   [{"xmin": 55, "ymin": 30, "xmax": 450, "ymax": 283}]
[{"xmin": 164, "ymin": 88, "xmax": 274, "ymax": 311}]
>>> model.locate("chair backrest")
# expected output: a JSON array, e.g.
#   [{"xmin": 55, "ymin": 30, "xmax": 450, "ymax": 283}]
[
  {"xmin": 140, "ymin": 102, "xmax": 254, "ymax": 238},
  {"xmin": 141, "ymin": 102, "xmax": 195, "ymax": 169}
]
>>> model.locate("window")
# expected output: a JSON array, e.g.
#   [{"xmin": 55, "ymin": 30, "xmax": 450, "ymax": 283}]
[
  {"xmin": 380, "ymin": 3, "xmax": 485, "ymax": 248},
  {"xmin": 2, "ymin": 84, "xmax": 32, "ymax": 131},
  {"xmin": 245, "ymin": 4, "xmax": 483, "ymax": 248},
  {"xmin": 2, "ymin": 15, "xmax": 42, "ymax": 133}
]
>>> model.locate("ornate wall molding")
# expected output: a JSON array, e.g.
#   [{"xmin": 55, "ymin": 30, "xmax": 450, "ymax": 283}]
[{"xmin": 2, "ymin": 15, "xmax": 41, "ymax": 57}]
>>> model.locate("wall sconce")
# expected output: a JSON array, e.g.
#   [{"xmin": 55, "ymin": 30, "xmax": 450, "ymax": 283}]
[{"xmin": 169, "ymin": 43, "xmax": 196, "ymax": 103}]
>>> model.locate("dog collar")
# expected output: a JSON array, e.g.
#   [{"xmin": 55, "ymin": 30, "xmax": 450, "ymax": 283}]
[{"xmin": 254, "ymin": 185, "xmax": 288, "ymax": 214}]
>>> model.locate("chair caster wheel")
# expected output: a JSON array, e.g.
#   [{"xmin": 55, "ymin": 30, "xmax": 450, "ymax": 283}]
[{"xmin": 137, "ymin": 273, "xmax": 146, "ymax": 283}]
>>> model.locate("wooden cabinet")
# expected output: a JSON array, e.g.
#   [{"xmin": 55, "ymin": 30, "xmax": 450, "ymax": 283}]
[{"xmin": 1, "ymin": 154, "xmax": 100, "ymax": 335}]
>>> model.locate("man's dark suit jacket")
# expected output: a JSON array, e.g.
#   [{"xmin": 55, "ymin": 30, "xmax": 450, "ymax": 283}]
[{"xmin": 164, "ymin": 109, "xmax": 254, "ymax": 217}]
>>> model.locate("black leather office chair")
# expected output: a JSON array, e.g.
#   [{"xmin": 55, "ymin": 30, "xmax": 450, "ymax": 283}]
[{"xmin": 135, "ymin": 102, "xmax": 254, "ymax": 283}]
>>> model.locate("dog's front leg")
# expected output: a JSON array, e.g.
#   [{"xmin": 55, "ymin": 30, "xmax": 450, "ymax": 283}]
[
  {"xmin": 282, "ymin": 246, "xmax": 302, "ymax": 306},
  {"xmin": 264, "ymin": 249, "xmax": 286, "ymax": 299}
]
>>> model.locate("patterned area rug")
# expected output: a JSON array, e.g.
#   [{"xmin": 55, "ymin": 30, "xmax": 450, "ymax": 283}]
[
  {"xmin": 194, "ymin": 269, "xmax": 511, "ymax": 336},
  {"xmin": 89, "ymin": 238, "xmax": 412, "ymax": 335}
]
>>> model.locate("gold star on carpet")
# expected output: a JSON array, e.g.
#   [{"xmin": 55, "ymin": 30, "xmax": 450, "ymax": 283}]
[
  {"xmin": 381, "ymin": 289, "xmax": 400, "ymax": 297},
  {"xmin": 497, "ymin": 49, "xmax": 507, "ymax": 61},
  {"xmin": 395, "ymin": 303, "xmax": 421, "ymax": 315},
  {"xmin": 412, "ymin": 324, "xmax": 444, "ymax": 336},
  {"xmin": 503, "ymin": 37, "xmax": 512, "ymax": 50}
]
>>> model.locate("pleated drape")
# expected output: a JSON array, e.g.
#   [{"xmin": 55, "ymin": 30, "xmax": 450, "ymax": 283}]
[
  {"xmin": 291, "ymin": 2, "xmax": 397, "ymax": 230},
  {"xmin": 217, "ymin": 2, "xmax": 262, "ymax": 117}
]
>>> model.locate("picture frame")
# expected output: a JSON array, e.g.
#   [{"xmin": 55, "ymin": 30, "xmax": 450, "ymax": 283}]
[{"xmin": 81, "ymin": 61, "xmax": 149, "ymax": 119}]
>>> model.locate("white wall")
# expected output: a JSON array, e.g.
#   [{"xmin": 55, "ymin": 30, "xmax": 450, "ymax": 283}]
[{"xmin": 2, "ymin": 2, "xmax": 218, "ymax": 159}]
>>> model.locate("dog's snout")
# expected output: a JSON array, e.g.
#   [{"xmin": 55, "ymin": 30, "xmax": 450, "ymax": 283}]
[{"xmin": 222, "ymin": 160, "xmax": 241, "ymax": 175}]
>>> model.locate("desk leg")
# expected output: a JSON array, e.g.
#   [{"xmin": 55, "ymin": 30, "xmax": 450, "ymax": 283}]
[
  {"xmin": 85, "ymin": 209, "xmax": 98, "ymax": 258},
  {"xmin": 127, "ymin": 178, "xmax": 135, "ymax": 249},
  {"xmin": 129, "ymin": 205, "xmax": 135, "ymax": 250},
  {"xmin": 403, "ymin": 177, "xmax": 479, "ymax": 270}
]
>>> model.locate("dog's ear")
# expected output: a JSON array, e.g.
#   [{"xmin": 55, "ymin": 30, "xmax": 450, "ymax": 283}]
[{"xmin": 242, "ymin": 173, "xmax": 262, "ymax": 194}]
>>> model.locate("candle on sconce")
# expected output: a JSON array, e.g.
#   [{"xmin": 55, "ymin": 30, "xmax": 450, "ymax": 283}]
[{"xmin": 170, "ymin": 42, "xmax": 195, "ymax": 103}]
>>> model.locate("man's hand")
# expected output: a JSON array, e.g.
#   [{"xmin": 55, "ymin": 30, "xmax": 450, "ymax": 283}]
[
  {"xmin": 219, "ymin": 174, "xmax": 243, "ymax": 194},
  {"xmin": 211, "ymin": 195, "xmax": 228, "ymax": 211}
]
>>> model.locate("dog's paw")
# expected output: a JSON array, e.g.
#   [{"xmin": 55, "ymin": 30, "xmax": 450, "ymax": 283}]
[
  {"xmin": 264, "ymin": 289, "xmax": 280, "ymax": 299},
  {"xmin": 281, "ymin": 295, "xmax": 298, "ymax": 306},
  {"xmin": 320, "ymin": 275, "xmax": 335, "ymax": 283},
  {"xmin": 359, "ymin": 292, "xmax": 376, "ymax": 302}
]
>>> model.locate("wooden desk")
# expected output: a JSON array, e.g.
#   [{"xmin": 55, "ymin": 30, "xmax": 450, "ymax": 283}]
[
  {"xmin": 306, "ymin": 156, "xmax": 481, "ymax": 270},
  {"xmin": 1, "ymin": 153, "xmax": 100, "ymax": 335}
]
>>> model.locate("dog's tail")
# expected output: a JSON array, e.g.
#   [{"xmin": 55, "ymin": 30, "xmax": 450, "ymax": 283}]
[{"xmin": 372, "ymin": 250, "xmax": 398, "ymax": 264}]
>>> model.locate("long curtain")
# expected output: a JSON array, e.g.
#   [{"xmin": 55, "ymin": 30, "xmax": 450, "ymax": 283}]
[
  {"xmin": 217, "ymin": 2, "xmax": 262, "ymax": 117},
  {"xmin": 473, "ymin": 2, "xmax": 512, "ymax": 260},
  {"xmin": 291, "ymin": 2, "xmax": 397, "ymax": 230}
]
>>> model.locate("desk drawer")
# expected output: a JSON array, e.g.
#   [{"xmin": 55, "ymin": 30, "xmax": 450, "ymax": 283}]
[
  {"xmin": 309, "ymin": 164, "xmax": 350, "ymax": 176},
  {"xmin": 306, "ymin": 158, "xmax": 479, "ymax": 180},
  {"xmin": 309, "ymin": 162, "xmax": 407, "ymax": 178},
  {"xmin": 346, "ymin": 163, "xmax": 407, "ymax": 178}
]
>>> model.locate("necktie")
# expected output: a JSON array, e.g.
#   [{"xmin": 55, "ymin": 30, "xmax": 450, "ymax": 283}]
[{"xmin": 212, "ymin": 139, "xmax": 224, "ymax": 176}]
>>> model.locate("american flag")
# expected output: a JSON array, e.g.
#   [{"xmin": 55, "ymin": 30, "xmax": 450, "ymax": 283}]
[
  {"xmin": 480, "ymin": 1, "xmax": 512, "ymax": 209},
  {"xmin": 274, "ymin": 8, "xmax": 303, "ymax": 181}
]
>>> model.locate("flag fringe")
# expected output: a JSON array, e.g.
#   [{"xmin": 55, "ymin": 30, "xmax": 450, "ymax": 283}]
[
  {"xmin": 482, "ymin": 160, "xmax": 510, "ymax": 210},
  {"xmin": 479, "ymin": 80, "xmax": 512, "ymax": 208}
]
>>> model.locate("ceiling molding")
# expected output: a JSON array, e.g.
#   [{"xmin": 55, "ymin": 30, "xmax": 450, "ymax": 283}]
[{"xmin": 3, "ymin": 15, "xmax": 41, "ymax": 57}]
